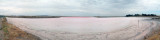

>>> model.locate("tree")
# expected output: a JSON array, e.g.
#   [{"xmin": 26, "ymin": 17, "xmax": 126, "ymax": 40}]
[
  {"xmin": 142, "ymin": 14, "xmax": 147, "ymax": 16},
  {"xmin": 150, "ymin": 14, "xmax": 156, "ymax": 16},
  {"xmin": 126, "ymin": 14, "xmax": 133, "ymax": 17},
  {"xmin": 134, "ymin": 14, "xmax": 140, "ymax": 16}
]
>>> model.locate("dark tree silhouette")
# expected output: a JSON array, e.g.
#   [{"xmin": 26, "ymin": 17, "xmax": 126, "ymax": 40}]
[
  {"xmin": 126, "ymin": 14, "xmax": 156, "ymax": 17},
  {"xmin": 150, "ymin": 14, "xmax": 156, "ymax": 16},
  {"xmin": 142, "ymin": 14, "xmax": 147, "ymax": 16},
  {"xmin": 126, "ymin": 14, "xmax": 133, "ymax": 17},
  {"xmin": 134, "ymin": 14, "xmax": 140, "ymax": 16}
]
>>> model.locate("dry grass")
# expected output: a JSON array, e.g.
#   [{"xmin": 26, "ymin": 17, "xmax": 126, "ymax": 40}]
[
  {"xmin": 146, "ymin": 32, "xmax": 160, "ymax": 40},
  {"xmin": 2, "ymin": 18, "xmax": 41, "ymax": 40}
]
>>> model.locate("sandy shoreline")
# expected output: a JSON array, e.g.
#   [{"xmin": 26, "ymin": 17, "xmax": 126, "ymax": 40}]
[{"xmin": 6, "ymin": 17, "xmax": 160, "ymax": 40}]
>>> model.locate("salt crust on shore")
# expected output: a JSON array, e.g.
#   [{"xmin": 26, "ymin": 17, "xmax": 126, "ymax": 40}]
[{"xmin": 6, "ymin": 17, "xmax": 157, "ymax": 40}]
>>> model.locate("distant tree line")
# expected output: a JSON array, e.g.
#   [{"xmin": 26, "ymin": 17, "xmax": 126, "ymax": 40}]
[
  {"xmin": 0, "ymin": 15, "xmax": 5, "ymax": 18},
  {"xmin": 126, "ymin": 14, "xmax": 157, "ymax": 17}
]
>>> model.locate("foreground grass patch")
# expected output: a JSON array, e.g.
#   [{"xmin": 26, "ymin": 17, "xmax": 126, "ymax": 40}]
[
  {"xmin": 2, "ymin": 18, "xmax": 41, "ymax": 40},
  {"xmin": 146, "ymin": 32, "xmax": 160, "ymax": 40}
]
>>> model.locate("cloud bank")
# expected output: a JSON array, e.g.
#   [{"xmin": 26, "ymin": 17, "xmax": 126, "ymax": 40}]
[{"xmin": 0, "ymin": 0, "xmax": 160, "ymax": 16}]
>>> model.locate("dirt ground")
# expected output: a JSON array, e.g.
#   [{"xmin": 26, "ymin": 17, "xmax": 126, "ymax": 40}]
[
  {"xmin": 145, "ymin": 19, "xmax": 160, "ymax": 40},
  {"xmin": 2, "ymin": 17, "xmax": 160, "ymax": 40},
  {"xmin": 6, "ymin": 17, "xmax": 157, "ymax": 40},
  {"xmin": 0, "ymin": 18, "xmax": 4, "ymax": 40},
  {"xmin": 146, "ymin": 33, "xmax": 160, "ymax": 40}
]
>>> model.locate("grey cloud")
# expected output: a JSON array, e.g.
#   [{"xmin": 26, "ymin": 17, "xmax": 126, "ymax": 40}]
[
  {"xmin": 0, "ymin": 0, "xmax": 159, "ymax": 16},
  {"xmin": 109, "ymin": 0, "xmax": 137, "ymax": 8},
  {"xmin": 0, "ymin": 9, "xmax": 8, "ymax": 13}
]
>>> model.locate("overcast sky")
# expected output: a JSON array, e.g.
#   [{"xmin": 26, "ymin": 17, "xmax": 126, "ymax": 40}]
[{"xmin": 0, "ymin": 0, "xmax": 160, "ymax": 16}]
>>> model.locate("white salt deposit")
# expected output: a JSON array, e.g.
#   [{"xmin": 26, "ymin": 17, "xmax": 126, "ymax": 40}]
[{"xmin": 6, "ymin": 17, "xmax": 157, "ymax": 40}]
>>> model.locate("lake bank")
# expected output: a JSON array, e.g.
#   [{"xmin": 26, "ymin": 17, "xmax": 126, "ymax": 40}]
[{"xmin": 5, "ymin": 17, "xmax": 160, "ymax": 40}]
